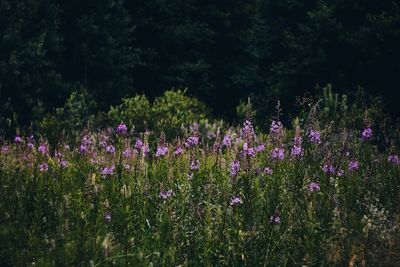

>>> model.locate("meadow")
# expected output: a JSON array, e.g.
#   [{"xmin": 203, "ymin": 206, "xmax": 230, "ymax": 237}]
[{"xmin": 1, "ymin": 101, "xmax": 400, "ymax": 266}]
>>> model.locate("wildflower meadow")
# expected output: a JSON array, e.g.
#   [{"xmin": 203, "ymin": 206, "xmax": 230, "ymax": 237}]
[{"xmin": 1, "ymin": 102, "xmax": 400, "ymax": 266}]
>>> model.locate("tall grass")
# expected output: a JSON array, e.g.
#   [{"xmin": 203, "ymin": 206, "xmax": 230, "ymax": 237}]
[{"xmin": 1, "ymin": 112, "xmax": 399, "ymax": 266}]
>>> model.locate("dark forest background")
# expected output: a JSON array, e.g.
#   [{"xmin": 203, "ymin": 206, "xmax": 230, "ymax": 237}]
[{"xmin": 1, "ymin": 0, "xmax": 400, "ymax": 130}]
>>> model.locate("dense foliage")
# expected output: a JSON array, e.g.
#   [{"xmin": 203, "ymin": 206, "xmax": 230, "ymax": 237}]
[
  {"xmin": 1, "ymin": 0, "xmax": 400, "ymax": 127},
  {"xmin": 1, "ymin": 100, "xmax": 399, "ymax": 266}
]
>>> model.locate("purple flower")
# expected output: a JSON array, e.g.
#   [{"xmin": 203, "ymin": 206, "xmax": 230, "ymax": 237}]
[
  {"xmin": 134, "ymin": 139, "xmax": 143, "ymax": 150},
  {"xmin": 348, "ymin": 160, "xmax": 359, "ymax": 171},
  {"xmin": 38, "ymin": 143, "xmax": 49, "ymax": 155},
  {"xmin": 155, "ymin": 145, "xmax": 168, "ymax": 157},
  {"xmin": 271, "ymin": 147, "xmax": 285, "ymax": 160},
  {"xmin": 190, "ymin": 159, "xmax": 200, "ymax": 171},
  {"xmin": 14, "ymin": 136, "xmax": 23, "ymax": 143},
  {"xmin": 27, "ymin": 143, "xmax": 34, "ymax": 149},
  {"xmin": 361, "ymin": 128, "xmax": 373, "ymax": 140},
  {"xmin": 124, "ymin": 164, "xmax": 130, "ymax": 170},
  {"xmin": 174, "ymin": 146, "xmax": 183, "ymax": 155},
  {"xmin": 308, "ymin": 182, "xmax": 320, "ymax": 192},
  {"xmin": 243, "ymin": 143, "xmax": 256, "ymax": 157},
  {"xmin": 322, "ymin": 163, "xmax": 335, "ymax": 174},
  {"xmin": 105, "ymin": 145, "xmax": 115, "ymax": 154},
  {"xmin": 230, "ymin": 195, "xmax": 243, "ymax": 206},
  {"xmin": 116, "ymin": 122, "xmax": 128, "ymax": 134},
  {"xmin": 60, "ymin": 160, "xmax": 68, "ymax": 169},
  {"xmin": 184, "ymin": 136, "xmax": 199, "ymax": 148},
  {"xmin": 104, "ymin": 211, "xmax": 112, "ymax": 223},
  {"xmin": 101, "ymin": 165, "xmax": 115, "ymax": 177},
  {"xmin": 388, "ymin": 155, "xmax": 400, "ymax": 165},
  {"xmin": 187, "ymin": 172, "xmax": 194, "ymax": 180},
  {"xmin": 222, "ymin": 134, "xmax": 232, "ymax": 147},
  {"xmin": 123, "ymin": 148, "xmax": 133, "ymax": 158},
  {"xmin": 39, "ymin": 163, "xmax": 49, "ymax": 172},
  {"xmin": 242, "ymin": 120, "xmax": 256, "ymax": 141},
  {"xmin": 1, "ymin": 145, "xmax": 9, "ymax": 153},
  {"xmin": 270, "ymin": 213, "xmax": 281, "ymax": 224},
  {"xmin": 255, "ymin": 144, "xmax": 265, "ymax": 152},
  {"xmin": 270, "ymin": 120, "xmax": 283, "ymax": 135},
  {"xmin": 264, "ymin": 167, "xmax": 273, "ymax": 175},
  {"xmin": 290, "ymin": 145, "xmax": 303, "ymax": 158},
  {"xmin": 336, "ymin": 169, "xmax": 344, "ymax": 177},
  {"xmin": 79, "ymin": 144, "xmax": 88, "ymax": 153},
  {"xmin": 159, "ymin": 189, "xmax": 174, "ymax": 199},
  {"xmin": 309, "ymin": 130, "xmax": 321, "ymax": 144},
  {"xmin": 230, "ymin": 160, "xmax": 240, "ymax": 177}
]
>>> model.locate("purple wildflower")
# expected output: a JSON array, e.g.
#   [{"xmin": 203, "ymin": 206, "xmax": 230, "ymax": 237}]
[
  {"xmin": 38, "ymin": 143, "xmax": 49, "ymax": 155},
  {"xmin": 27, "ymin": 143, "xmax": 34, "ymax": 149},
  {"xmin": 230, "ymin": 160, "xmax": 240, "ymax": 177},
  {"xmin": 155, "ymin": 145, "xmax": 168, "ymax": 157},
  {"xmin": 14, "ymin": 136, "xmax": 23, "ymax": 143},
  {"xmin": 290, "ymin": 145, "xmax": 303, "ymax": 158},
  {"xmin": 388, "ymin": 155, "xmax": 400, "ymax": 165},
  {"xmin": 336, "ymin": 169, "xmax": 344, "ymax": 177},
  {"xmin": 116, "ymin": 122, "xmax": 128, "ymax": 134},
  {"xmin": 242, "ymin": 120, "xmax": 256, "ymax": 142},
  {"xmin": 271, "ymin": 147, "xmax": 285, "ymax": 160},
  {"xmin": 270, "ymin": 120, "xmax": 283, "ymax": 135},
  {"xmin": 79, "ymin": 144, "xmax": 88, "ymax": 153},
  {"xmin": 264, "ymin": 167, "xmax": 273, "ymax": 175},
  {"xmin": 134, "ymin": 139, "xmax": 143, "ymax": 150},
  {"xmin": 101, "ymin": 165, "xmax": 115, "ymax": 177},
  {"xmin": 124, "ymin": 164, "xmax": 130, "ymax": 170},
  {"xmin": 190, "ymin": 159, "xmax": 200, "ymax": 171},
  {"xmin": 123, "ymin": 148, "xmax": 133, "ymax": 158},
  {"xmin": 361, "ymin": 128, "xmax": 373, "ymax": 140},
  {"xmin": 243, "ymin": 143, "xmax": 256, "ymax": 157},
  {"xmin": 348, "ymin": 160, "xmax": 359, "ymax": 171},
  {"xmin": 1, "ymin": 145, "xmax": 9, "ymax": 153},
  {"xmin": 270, "ymin": 213, "xmax": 281, "ymax": 224},
  {"xmin": 105, "ymin": 145, "xmax": 115, "ymax": 154},
  {"xmin": 309, "ymin": 130, "xmax": 321, "ymax": 144},
  {"xmin": 39, "ymin": 163, "xmax": 49, "ymax": 172},
  {"xmin": 308, "ymin": 182, "xmax": 321, "ymax": 192},
  {"xmin": 184, "ymin": 136, "xmax": 199, "ymax": 148},
  {"xmin": 60, "ymin": 160, "xmax": 68, "ymax": 169},
  {"xmin": 159, "ymin": 189, "xmax": 174, "ymax": 199},
  {"xmin": 255, "ymin": 144, "xmax": 265, "ymax": 152},
  {"xmin": 222, "ymin": 134, "xmax": 232, "ymax": 147},
  {"xmin": 230, "ymin": 195, "xmax": 243, "ymax": 206},
  {"xmin": 174, "ymin": 146, "xmax": 183, "ymax": 155},
  {"xmin": 322, "ymin": 163, "xmax": 335, "ymax": 174}
]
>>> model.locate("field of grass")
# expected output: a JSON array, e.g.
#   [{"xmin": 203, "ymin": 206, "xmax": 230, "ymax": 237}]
[{"xmin": 1, "ymin": 115, "xmax": 399, "ymax": 266}]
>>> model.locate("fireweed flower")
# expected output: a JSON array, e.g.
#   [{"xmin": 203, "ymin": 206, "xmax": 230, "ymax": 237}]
[
  {"xmin": 159, "ymin": 189, "xmax": 174, "ymax": 199},
  {"xmin": 14, "ymin": 136, "xmax": 23, "ymax": 143},
  {"xmin": 174, "ymin": 146, "xmax": 183, "ymax": 155},
  {"xmin": 308, "ymin": 182, "xmax": 321, "ymax": 192},
  {"xmin": 388, "ymin": 155, "xmax": 400, "ymax": 165},
  {"xmin": 270, "ymin": 213, "xmax": 281, "ymax": 224},
  {"xmin": 243, "ymin": 143, "xmax": 256, "ymax": 157},
  {"xmin": 60, "ymin": 160, "xmax": 68, "ymax": 169},
  {"xmin": 124, "ymin": 164, "xmax": 130, "ymax": 170},
  {"xmin": 104, "ymin": 211, "xmax": 112, "ymax": 223},
  {"xmin": 336, "ymin": 169, "xmax": 345, "ymax": 177},
  {"xmin": 270, "ymin": 120, "xmax": 283, "ymax": 135},
  {"xmin": 256, "ymin": 144, "xmax": 265, "ymax": 152},
  {"xmin": 242, "ymin": 120, "xmax": 256, "ymax": 142},
  {"xmin": 116, "ymin": 122, "xmax": 128, "ymax": 135},
  {"xmin": 348, "ymin": 160, "xmax": 359, "ymax": 171},
  {"xmin": 230, "ymin": 160, "xmax": 240, "ymax": 177},
  {"xmin": 271, "ymin": 147, "xmax": 285, "ymax": 160},
  {"xmin": 184, "ymin": 136, "xmax": 199, "ymax": 148},
  {"xmin": 322, "ymin": 163, "xmax": 335, "ymax": 174},
  {"xmin": 134, "ymin": 139, "xmax": 143, "ymax": 150},
  {"xmin": 190, "ymin": 159, "xmax": 200, "ymax": 171},
  {"xmin": 1, "ymin": 145, "xmax": 9, "ymax": 153},
  {"xmin": 230, "ymin": 195, "xmax": 243, "ymax": 206},
  {"xmin": 290, "ymin": 145, "xmax": 303, "ymax": 158},
  {"xmin": 155, "ymin": 145, "xmax": 168, "ymax": 157},
  {"xmin": 105, "ymin": 145, "xmax": 116, "ymax": 154},
  {"xmin": 101, "ymin": 165, "xmax": 115, "ymax": 177},
  {"xmin": 264, "ymin": 167, "xmax": 273, "ymax": 175},
  {"xmin": 222, "ymin": 134, "xmax": 232, "ymax": 147},
  {"xmin": 39, "ymin": 163, "xmax": 49, "ymax": 172},
  {"xmin": 38, "ymin": 143, "xmax": 49, "ymax": 155},
  {"xmin": 122, "ymin": 148, "xmax": 133, "ymax": 158},
  {"xmin": 361, "ymin": 128, "xmax": 373, "ymax": 140},
  {"xmin": 309, "ymin": 130, "xmax": 321, "ymax": 144}
]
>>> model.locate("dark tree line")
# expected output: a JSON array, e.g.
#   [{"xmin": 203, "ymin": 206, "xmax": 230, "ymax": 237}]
[{"xmin": 1, "ymin": 0, "xmax": 400, "ymax": 126}]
